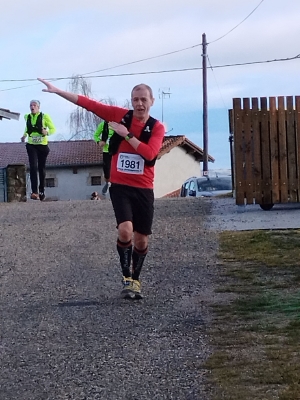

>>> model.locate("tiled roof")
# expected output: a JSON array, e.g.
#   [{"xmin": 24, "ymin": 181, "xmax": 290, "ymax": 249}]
[
  {"xmin": 0, "ymin": 136, "xmax": 214, "ymax": 169},
  {"xmin": 159, "ymin": 135, "xmax": 214, "ymax": 162},
  {"xmin": 0, "ymin": 140, "xmax": 103, "ymax": 168},
  {"xmin": 48, "ymin": 140, "xmax": 103, "ymax": 167}
]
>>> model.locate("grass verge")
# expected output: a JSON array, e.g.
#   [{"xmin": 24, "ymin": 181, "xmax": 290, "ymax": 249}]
[{"xmin": 205, "ymin": 229, "xmax": 300, "ymax": 400}]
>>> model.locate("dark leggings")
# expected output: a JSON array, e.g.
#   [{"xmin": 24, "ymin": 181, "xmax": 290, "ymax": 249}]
[
  {"xmin": 102, "ymin": 151, "xmax": 112, "ymax": 180},
  {"xmin": 26, "ymin": 143, "xmax": 50, "ymax": 193}
]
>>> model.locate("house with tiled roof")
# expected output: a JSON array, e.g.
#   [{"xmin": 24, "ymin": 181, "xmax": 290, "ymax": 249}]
[
  {"xmin": 0, "ymin": 136, "xmax": 214, "ymax": 200},
  {"xmin": 154, "ymin": 135, "xmax": 214, "ymax": 197}
]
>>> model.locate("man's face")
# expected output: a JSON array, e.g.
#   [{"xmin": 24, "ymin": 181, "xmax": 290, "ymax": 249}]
[
  {"xmin": 30, "ymin": 102, "xmax": 40, "ymax": 114},
  {"xmin": 131, "ymin": 87, "xmax": 154, "ymax": 121}
]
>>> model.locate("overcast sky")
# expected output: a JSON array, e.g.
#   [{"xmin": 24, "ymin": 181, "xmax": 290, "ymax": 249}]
[{"xmin": 1, "ymin": 0, "xmax": 300, "ymax": 170}]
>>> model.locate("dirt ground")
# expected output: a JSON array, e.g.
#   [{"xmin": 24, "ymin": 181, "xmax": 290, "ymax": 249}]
[{"xmin": 0, "ymin": 197, "xmax": 220, "ymax": 400}]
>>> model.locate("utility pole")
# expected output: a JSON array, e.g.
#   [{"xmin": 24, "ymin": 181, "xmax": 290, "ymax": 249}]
[
  {"xmin": 202, "ymin": 33, "xmax": 208, "ymax": 176},
  {"xmin": 159, "ymin": 88, "xmax": 171, "ymax": 123}
]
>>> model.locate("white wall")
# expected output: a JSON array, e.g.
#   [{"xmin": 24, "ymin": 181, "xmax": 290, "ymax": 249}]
[
  {"xmin": 154, "ymin": 147, "xmax": 201, "ymax": 198},
  {"xmin": 26, "ymin": 166, "xmax": 104, "ymax": 200}
]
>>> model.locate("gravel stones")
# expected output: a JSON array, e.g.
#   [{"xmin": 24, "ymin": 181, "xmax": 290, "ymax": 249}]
[{"xmin": 0, "ymin": 198, "xmax": 218, "ymax": 400}]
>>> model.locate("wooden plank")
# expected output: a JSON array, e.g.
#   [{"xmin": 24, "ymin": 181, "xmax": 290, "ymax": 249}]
[
  {"xmin": 251, "ymin": 98, "xmax": 262, "ymax": 204},
  {"xmin": 295, "ymin": 96, "xmax": 300, "ymax": 200},
  {"xmin": 232, "ymin": 98, "xmax": 245, "ymax": 205},
  {"xmin": 260, "ymin": 97, "xmax": 272, "ymax": 205},
  {"xmin": 243, "ymin": 98, "xmax": 254, "ymax": 204},
  {"xmin": 228, "ymin": 109, "xmax": 233, "ymax": 134},
  {"xmin": 286, "ymin": 96, "xmax": 297, "ymax": 202},
  {"xmin": 228, "ymin": 109, "xmax": 235, "ymax": 191},
  {"xmin": 277, "ymin": 96, "xmax": 288, "ymax": 203},
  {"xmin": 269, "ymin": 97, "xmax": 280, "ymax": 203}
]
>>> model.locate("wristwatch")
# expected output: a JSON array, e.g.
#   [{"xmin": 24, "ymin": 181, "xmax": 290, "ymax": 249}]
[{"xmin": 125, "ymin": 133, "xmax": 134, "ymax": 141}]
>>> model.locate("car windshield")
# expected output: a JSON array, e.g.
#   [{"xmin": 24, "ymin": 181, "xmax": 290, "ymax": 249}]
[{"xmin": 196, "ymin": 177, "xmax": 232, "ymax": 192}]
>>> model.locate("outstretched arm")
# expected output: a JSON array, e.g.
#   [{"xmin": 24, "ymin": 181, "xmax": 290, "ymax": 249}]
[{"xmin": 38, "ymin": 78, "xmax": 78, "ymax": 104}]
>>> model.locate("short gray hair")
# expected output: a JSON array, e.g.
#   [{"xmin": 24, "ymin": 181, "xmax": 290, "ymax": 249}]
[
  {"xmin": 30, "ymin": 100, "xmax": 40, "ymax": 106},
  {"xmin": 131, "ymin": 84, "xmax": 153, "ymax": 99}
]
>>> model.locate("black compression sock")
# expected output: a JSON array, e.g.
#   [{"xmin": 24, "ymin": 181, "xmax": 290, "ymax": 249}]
[
  {"xmin": 117, "ymin": 239, "xmax": 132, "ymax": 278},
  {"xmin": 132, "ymin": 247, "xmax": 148, "ymax": 281}
]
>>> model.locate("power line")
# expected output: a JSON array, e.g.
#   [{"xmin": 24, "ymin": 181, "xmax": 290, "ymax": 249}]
[
  {"xmin": 0, "ymin": 82, "xmax": 41, "ymax": 91},
  {"xmin": 10, "ymin": 2, "xmax": 264, "ymax": 82},
  {"xmin": 0, "ymin": 1, "xmax": 274, "ymax": 94},
  {"xmin": 208, "ymin": 0, "xmax": 265, "ymax": 44},
  {"xmin": 80, "ymin": 45, "xmax": 202, "ymax": 77},
  {"xmin": 207, "ymin": 55, "xmax": 230, "ymax": 110},
  {"xmin": 0, "ymin": 53, "xmax": 299, "ymax": 92},
  {"xmin": 0, "ymin": 44, "xmax": 202, "ymax": 88},
  {"xmin": 0, "ymin": 44, "xmax": 203, "ymax": 87}
]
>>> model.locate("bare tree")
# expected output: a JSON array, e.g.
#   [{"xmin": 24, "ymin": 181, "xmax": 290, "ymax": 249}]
[{"xmin": 67, "ymin": 75, "xmax": 130, "ymax": 140}]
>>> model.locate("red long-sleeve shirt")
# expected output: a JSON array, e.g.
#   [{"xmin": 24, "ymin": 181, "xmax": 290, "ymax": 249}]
[{"xmin": 77, "ymin": 95, "xmax": 165, "ymax": 188}]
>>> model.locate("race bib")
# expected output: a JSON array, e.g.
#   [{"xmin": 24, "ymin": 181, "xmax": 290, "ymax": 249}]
[
  {"xmin": 117, "ymin": 153, "xmax": 145, "ymax": 175},
  {"xmin": 31, "ymin": 136, "xmax": 42, "ymax": 144}
]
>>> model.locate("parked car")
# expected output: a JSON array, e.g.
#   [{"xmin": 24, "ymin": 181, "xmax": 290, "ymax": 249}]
[{"xmin": 180, "ymin": 176, "xmax": 232, "ymax": 198}]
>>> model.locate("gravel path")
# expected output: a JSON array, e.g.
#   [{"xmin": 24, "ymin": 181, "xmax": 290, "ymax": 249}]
[{"xmin": 0, "ymin": 198, "xmax": 219, "ymax": 400}]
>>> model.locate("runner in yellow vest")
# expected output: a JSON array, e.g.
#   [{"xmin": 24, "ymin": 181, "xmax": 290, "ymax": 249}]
[
  {"xmin": 93, "ymin": 121, "xmax": 114, "ymax": 195},
  {"xmin": 21, "ymin": 100, "xmax": 56, "ymax": 201}
]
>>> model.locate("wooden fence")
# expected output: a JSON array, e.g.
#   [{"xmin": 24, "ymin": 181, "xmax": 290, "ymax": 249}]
[{"xmin": 229, "ymin": 96, "xmax": 300, "ymax": 207}]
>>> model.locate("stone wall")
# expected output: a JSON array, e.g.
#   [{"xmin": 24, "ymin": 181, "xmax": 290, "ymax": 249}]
[{"xmin": 6, "ymin": 164, "xmax": 27, "ymax": 202}]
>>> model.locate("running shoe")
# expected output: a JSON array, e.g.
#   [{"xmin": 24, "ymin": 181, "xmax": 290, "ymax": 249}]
[
  {"xmin": 121, "ymin": 277, "xmax": 134, "ymax": 299},
  {"xmin": 39, "ymin": 192, "xmax": 46, "ymax": 201},
  {"xmin": 132, "ymin": 279, "xmax": 143, "ymax": 300},
  {"xmin": 30, "ymin": 193, "xmax": 39, "ymax": 200}
]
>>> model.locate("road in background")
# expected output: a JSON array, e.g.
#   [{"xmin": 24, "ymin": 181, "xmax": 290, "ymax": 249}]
[{"xmin": 204, "ymin": 197, "xmax": 300, "ymax": 231}]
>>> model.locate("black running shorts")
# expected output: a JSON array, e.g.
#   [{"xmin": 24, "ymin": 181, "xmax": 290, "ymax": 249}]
[{"xmin": 109, "ymin": 183, "xmax": 154, "ymax": 235}]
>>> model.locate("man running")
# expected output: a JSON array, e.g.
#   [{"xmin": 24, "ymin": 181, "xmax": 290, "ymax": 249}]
[
  {"xmin": 38, "ymin": 78, "xmax": 165, "ymax": 299},
  {"xmin": 93, "ymin": 120, "xmax": 114, "ymax": 195}
]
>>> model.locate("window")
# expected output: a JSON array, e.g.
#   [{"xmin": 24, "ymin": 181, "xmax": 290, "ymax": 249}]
[
  {"xmin": 91, "ymin": 176, "xmax": 102, "ymax": 186},
  {"xmin": 181, "ymin": 181, "xmax": 190, "ymax": 197},
  {"xmin": 189, "ymin": 180, "xmax": 195, "ymax": 191},
  {"xmin": 196, "ymin": 178, "xmax": 232, "ymax": 192},
  {"xmin": 45, "ymin": 178, "xmax": 55, "ymax": 188}
]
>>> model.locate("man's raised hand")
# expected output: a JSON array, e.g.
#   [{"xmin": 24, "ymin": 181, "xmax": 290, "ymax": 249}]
[{"xmin": 37, "ymin": 78, "xmax": 58, "ymax": 93}]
